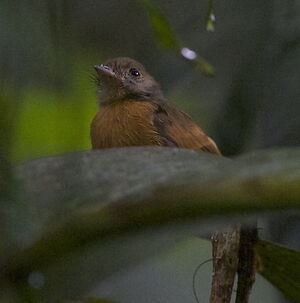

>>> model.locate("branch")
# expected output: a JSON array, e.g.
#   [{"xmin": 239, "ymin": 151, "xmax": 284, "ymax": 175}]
[
  {"xmin": 209, "ymin": 226, "xmax": 240, "ymax": 303},
  {"xmin": 235, "ymin": 227, "xmax": 258, "ymax": 303}
]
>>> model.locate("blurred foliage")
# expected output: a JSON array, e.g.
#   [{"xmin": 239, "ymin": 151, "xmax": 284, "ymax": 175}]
[
  {"xmin": 2, "ymin": 147, "xmax": 300, "ymax": 302},
  {"xmin": 138, "ymin": 0, "xmax": 181, "ymax": 51},
  {"xmin": 1, "ymin": 0, "xmax": 300, "ymax": 302},
  {"xmin": 256, "ymin": 240, "xmax": 300, "ymax": 303},
  {"xmin": 11, "ymin": 62, "xmax": 97, "ymax": 163},
  {"xmin": 206, "ymin": 0, "xmax": 216, "ymax": 32},
  {"xmin": 0, "ymin": 87, "xmax": 16, "ymax": 154},
  {"xmin": 138, "ymin": 0, "xmax": 215, "ymax": 75}
]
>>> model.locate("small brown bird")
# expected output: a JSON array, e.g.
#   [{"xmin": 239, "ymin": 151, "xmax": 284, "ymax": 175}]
[{"xmin": 91, "ymin": 57, "xmax": 220, "ymax": 154}]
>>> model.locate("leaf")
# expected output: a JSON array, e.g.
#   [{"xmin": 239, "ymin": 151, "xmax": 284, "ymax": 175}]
[
  {"xmin": 206, "ymin": 0, "xmax": 216, "ymax": 32},
  {"xmin": 138, "ymin": 0, "xmax": 181, "ymax": 51},
  {"xmin": 256, "ymin": 239, "xmax": 300, "ymax": 303},
  {"xmin": 2, "ymin": 147, "xmax": 300, "ymax": 301},
  {"xmin": 10, "ymin": 146, "xmax": 300, "ymax": 249},
  {"xmin": 185, "ymin": 54, "xmax": 215, "ymax": 77}
]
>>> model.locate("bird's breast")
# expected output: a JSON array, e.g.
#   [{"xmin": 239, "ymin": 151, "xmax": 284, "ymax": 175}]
[{"xmin": 90, "ymin": 100, "xmax": 163, "ymax": 149}]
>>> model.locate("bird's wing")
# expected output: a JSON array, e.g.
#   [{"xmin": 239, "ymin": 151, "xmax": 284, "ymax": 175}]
[{"xmin": 153, "ymin": 103, "xmax": 221, "ymax": 155}]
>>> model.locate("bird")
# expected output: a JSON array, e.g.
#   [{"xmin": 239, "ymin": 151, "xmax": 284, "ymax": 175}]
[
  {"xmin": 90, "ymin": 57, "xmax": 220, "ymax": 155},
  {"xmin": 90, "ymin": 58, "xmax": 248, "ymax": 300}
]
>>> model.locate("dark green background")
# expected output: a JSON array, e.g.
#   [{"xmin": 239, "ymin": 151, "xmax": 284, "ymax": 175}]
[
  {"xmin": 2, "ymin": 0, "xmax": 300, "ymax": 162},
  {"xmin": 1, "ymin": 1, "xmax": 299, "ymax": 302}
]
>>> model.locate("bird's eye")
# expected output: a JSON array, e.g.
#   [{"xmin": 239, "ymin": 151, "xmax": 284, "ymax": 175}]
[{"xmin": 129, "ymin": 68, "xmax": 140, "ymax": 77}]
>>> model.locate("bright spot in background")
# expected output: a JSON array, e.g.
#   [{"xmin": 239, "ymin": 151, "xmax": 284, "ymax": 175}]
[
  {"xmin": 181, "ymin": 47, "xmax": 197, "ymax": 60},
  {"xmin": 210, "ymin": 14, "xmax": 216, "ymax": 22},
  {"xmin": 28, "ymin": 271, "xmax": 45, "ymax": 289}
]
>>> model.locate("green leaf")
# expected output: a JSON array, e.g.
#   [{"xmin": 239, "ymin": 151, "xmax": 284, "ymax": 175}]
[
  {"xmin": 185, "ymin": 55, "xmax": 215, "ymax": 77},
  {"xmin": 138, "ymin": 0, "xmax": 181, "ymax": 51},
  {"xmin": 256, "ymin": 240, "xmax": 300, "ymax": 303},
  {"xmin": 206, "ymin": 0, "xmax": 216, "ymax": 32}
]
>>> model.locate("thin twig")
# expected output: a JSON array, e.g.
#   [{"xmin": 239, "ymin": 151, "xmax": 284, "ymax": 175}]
[{"xmin": 193, "ymin": 258, "xmax": 213, "ymax": 303}]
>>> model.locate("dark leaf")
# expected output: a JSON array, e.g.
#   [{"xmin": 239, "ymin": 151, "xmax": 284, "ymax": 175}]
[
  {"xmin": 256, "ymin": 239, "xmax": 300, "ymax": 303},
  {"xmin": 2, "ymin": 147, "xmax": 300, "ymax": 301}
]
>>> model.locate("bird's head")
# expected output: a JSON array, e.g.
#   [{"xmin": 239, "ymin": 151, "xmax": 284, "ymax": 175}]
[{"xmin": 94, "ymin": 57, "xmax": 165, "ymax": 105}]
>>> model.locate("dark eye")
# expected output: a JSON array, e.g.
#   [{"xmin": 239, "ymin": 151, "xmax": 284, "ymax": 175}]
[{"xmin": 129, "ymin": 68, "xmax": 140, "ymax": 77}]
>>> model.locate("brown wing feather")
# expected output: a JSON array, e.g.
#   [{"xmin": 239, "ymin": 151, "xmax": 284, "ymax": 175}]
[{"xmin": 153, "ymin": 103, "xmax": 221, "ymax": 155}]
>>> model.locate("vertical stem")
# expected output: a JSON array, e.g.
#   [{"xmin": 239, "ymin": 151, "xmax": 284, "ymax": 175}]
[
  {"xmin": 235, "ymin": 227, "xmax": 258, "ymax": 303},
  {"xmin": 209, "ymin": 225, "xmax": 240, "ymax": 303}
]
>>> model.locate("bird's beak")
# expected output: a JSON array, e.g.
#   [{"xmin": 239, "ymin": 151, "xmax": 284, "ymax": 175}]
[{"xmin": 94, "ymin": 65, "xmax": 116, "ymax": 78}]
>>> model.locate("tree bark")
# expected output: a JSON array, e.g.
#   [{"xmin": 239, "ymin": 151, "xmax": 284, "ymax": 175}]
[
  {"xmin": 209, "ymin": 225, "xmax": 240, "ymax": 303},
  {"xmin": 235, "ymin": 227, "xmax": 258, "ymax": 303}
]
